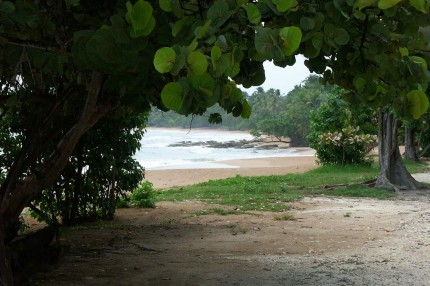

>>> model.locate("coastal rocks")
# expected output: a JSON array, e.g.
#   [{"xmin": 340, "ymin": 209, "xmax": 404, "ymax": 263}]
[{"xmin": 168, "ymin": 139, "xmax": 288, "ymax": 150}]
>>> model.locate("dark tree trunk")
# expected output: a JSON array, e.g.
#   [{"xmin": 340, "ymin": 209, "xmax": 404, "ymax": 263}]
[
  {"xmin": 404, "ymin": 126, "xmax": 418, "ymax": 161},
  {"xmin": 0, "ymin": 72, "xmax": 115, "ymax": 285},
  {"xmin": 0, "ymin": 219, "xmax": 14, "ymax": 286},
  {"xmin": 375, "ymin": 110, "xmax": 424, "ymax": 191}
]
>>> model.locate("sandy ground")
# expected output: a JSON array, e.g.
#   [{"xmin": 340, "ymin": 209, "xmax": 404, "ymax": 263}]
[
  {"xmin": 30, "ymin": 153, "xmax": 430, "ymax": 286},
  {"xmin": 146, "ymin": 149, "xmax": 317, "ymax": 189}
]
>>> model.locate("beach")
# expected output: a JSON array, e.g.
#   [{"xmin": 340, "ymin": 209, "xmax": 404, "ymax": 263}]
[{"xmin": 145, "ymin": 148, "xmax": 317, "ymax": 189}]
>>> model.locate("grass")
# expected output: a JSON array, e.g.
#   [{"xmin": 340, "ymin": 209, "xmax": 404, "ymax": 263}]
[{"xmin": 155, "ymin": 161, "xmax": 429, "ymax": 213}]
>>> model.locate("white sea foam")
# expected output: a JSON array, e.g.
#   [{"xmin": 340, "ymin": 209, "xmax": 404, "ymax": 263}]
[{"xmin": 135, "ymin": 128, "xmax": 301, "ymax": 170}]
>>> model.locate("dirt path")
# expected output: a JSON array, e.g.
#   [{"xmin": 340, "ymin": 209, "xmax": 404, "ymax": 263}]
[{"xmin": 32, "ymin": 191, "xmax": 430, "ymax": 285}]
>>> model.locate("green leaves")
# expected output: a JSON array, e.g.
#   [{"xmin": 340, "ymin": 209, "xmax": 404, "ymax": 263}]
[
  {"xmin": 407, "ymin": 90, "xmax": 429, "ymax": 119},
  {"xmin": 207, "ymin": 1, "xmax": 231, "ymax": 27},
  {"xmin": 409, "ymin": 56, "xmax": 427, "ymax": 69},
  {"xmin": 125, "ymin": 0, "xmax": 155, "ymax": 38},
  {"xmin": 241, "ymin": 100, "xmax": 252, "ymax": 119},
  {"xmin": 409, "ymin": 0, "xmax": 428, "ymax": 13},
  {"xmin": 159, "ymin": 0, "xmax": 173, "ymax": 12},
  {"xmin": 333, "ymin": 28, "xmax": 349, "ymax": 45},
  {"xmin": 255, "ymin": 27, "xmax": 283, "ymax": 60},
  {"xmin": 0, "ymin": 1, "xmax": 15, "ymax": 14},
  {"xmin": 161, "ymin": 82, "xmax": 186, "ymax": 112},
  {"xmin": 378, "ymin": 0, "xmax": 402, "ymax": 9},
  {"xmin": 354, "ymin": 0, "xmax": 376, "ymax": 10},
  {"xmin": 279, "ymin": 26, "xmax": 302, "ymax": 56},
  {"xmin": 154, "ymin": 47, "xmax": 176, "ymax": 73},
  {"xmin": 188, "ymin": 51, "xmax": 208, "ymax": 75},
  {"xmin": 246, "ymin": 4, "xmax": 261, "ymax": 24},
  {"xmin": 272, "ymin": 0, "xmax": 297, "ymax": 12}
]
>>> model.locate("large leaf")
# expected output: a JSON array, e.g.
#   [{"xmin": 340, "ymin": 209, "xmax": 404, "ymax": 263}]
[
  {"xmin": 333, "ymin": 28, "xmax": 349, "ymax": 45},
  {"xmin": 409, "ymin": 0, "xmax": 427, "ymax": 13},
  {"xmin": 188, "ymin": 51, "xmax": 208, "ymax": 75},
  {"xmin": 154, "ymin": 47, "xmax": 176, "ymax": 73},
  {"xmin": 207, "ymin": 1, "xmax": 231, "ymax": 27},
  {"xmin": 241, "ymin": 100, "xmax": 252, "ymax": 119},
  {"xmin": 255, "ymin": 27, "xmax": 284, "ymax": 60},
  {"xmin": 125, "ymin": 0, "xmax": 155, "ymax": 38},
  {"xmin": 300, "ymin": 17, "xmax": 315, "ymax": 31},
  {"xmin": 279, "ymin": 26, "xmax": 302, "ymax": 56},
  {"xmin": 407, "ymin": 90, "xmax": 429, "ymax": 119},
  {"xmin": 354, "ymin": 0, "xmax": 377, "ymax": 10},
  {"xmin": 246, "ymin": 4, "xmax": 261, "ymax": 24},
  {"xmin": 159, "ymin": 0, "xmax": 173, "ymax": 11},
  {"xmin": 378, "ymin": 0, "xmax": 402, "ymax": 9},
  {"xmin": 272, "ymin": 0, "xmax": 297, "ymax": 12},
  {"xmin": 191, "ymin": 73, "xmax": 216, "ymax": 96},
  {"xmin": 191, "ymin": 73, "xmax": 218, "ymax": 107},
  {"xmin": 161, "ymin": 82, "xmax": 184, "ymax": 112},
  {"xmin": 409, "ymin": 56, "xmax": 428, "ymax": 70}
]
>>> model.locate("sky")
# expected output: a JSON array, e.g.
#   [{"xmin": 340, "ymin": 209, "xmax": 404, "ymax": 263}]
[{"xmin": 242, "ymin": 55, "xmax": 311, "ymax": 96}]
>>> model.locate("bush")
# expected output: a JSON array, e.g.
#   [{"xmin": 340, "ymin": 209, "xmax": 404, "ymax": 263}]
[
  {"xmin": 116, "ymin": 197, "xmax": 130, "ymax": 208},
  {"xmin": 130, "ymin": 181, "xmax": 156, "ymax": 208},
  {"xmin": 314, "ymin": 126, "xmax": 377, "ymax": 165}
]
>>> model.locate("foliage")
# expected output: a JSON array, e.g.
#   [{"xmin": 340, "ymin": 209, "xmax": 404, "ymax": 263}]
[
  {"xmin": 130, "ymin": 181, "xmax": 156, "ymax": 208},
  {"xmin": 29, "ymin": 111, "xmax": 147, "ymax": 225},
  {"xmin": 1, "ymin": 0, "xmax": 430, "ymax": 283},
  {"xmin": 280, "ymin": 75, "xmax": 333, "ymax": 146},
  {"xmin": 148, "ymin": 75, "xmax": 333, "ymax": 147},
  {"xmin": 249, "ymin": 129, "xmax": 262, "ymax": 138},
  {"xmin": 314, "ymin": 126, "xmax": 377, "ymax": 165},
  {"xmin": 308, "ymin": 91, "xmax": 378, "ymax": 165}
]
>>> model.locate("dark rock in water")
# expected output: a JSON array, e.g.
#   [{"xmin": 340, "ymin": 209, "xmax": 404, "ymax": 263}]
[
  {"xmin": 256, "ymin": 144, "xmax": 279, "ymax": 150},
  {"xmin": 167, "ymin": 137, "xmax": 285, "ymax": 150}
]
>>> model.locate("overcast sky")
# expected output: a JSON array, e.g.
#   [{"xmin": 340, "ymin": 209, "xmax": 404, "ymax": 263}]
[{"xmin": 243, "ymin": 55, "xmax": 311, "ymax": 96}]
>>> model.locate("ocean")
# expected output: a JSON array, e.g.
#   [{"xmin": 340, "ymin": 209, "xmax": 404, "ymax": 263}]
[{"xmin": 135, "ymin": 128, "xmax": 302, "ymax": 170}]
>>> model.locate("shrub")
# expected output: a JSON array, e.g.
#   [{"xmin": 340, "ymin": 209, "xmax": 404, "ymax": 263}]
[
  {"xmin": 314, "ymin": 126, "xmax": 377, "ymax": 165},
  {"xmin": 130, "ymin": 181, "xmax": 156, "ymax": 208},
  {"xmin": 116, "ymin": 197, "xmax": 130, "ymax": 208}
]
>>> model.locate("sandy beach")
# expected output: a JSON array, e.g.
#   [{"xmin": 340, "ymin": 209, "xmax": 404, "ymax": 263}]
[{"xmin": 145, "ymin": 148, "xmax": 317, "ymax": 189}]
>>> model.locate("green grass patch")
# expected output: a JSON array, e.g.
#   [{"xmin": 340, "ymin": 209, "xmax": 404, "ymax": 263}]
[
  {"xmin": 403, "ymin": 159, "xmax": 430, "ymax": 174},
  {"xmin": 311, "ymin": 185, "xmax": 394, "ymax": 199},
  {"xmin": 155, "ymin": 161, "xmax": 429, "ymax": 212}
]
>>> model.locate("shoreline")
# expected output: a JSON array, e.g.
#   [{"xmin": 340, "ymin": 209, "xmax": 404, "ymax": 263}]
[{"xmin": 145, "ymin": 154, "xmax": 317, "ymax": 189}]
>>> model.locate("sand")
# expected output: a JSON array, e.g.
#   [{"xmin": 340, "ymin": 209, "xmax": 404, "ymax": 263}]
[
  {"xmin": 145, "ymin": 148, "xmax": 317, "ymax": 189},
  {"xmin": 31, "ymin": 147, "xmax": 430, "ymax": 285}
]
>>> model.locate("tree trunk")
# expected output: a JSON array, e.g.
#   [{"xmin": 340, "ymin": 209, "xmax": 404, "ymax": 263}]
[
  {"xmin": 375, "ymin": 110, "xmax": 424, "ymax": 191},
  {"xmin": 404, "ymin": 126, "xmax": 418, "ymax": 161},
  {"xmin": 0, "ymin": 219, "xmax": 14, "ymax": 286},
  {"xmin": 0, "ymin": 71, "xmax": 115, "ymax": 285}
]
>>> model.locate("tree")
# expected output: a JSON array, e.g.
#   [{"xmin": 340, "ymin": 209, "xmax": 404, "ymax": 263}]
[
  {"xmin": 281, "ymin": 75, "xmax": 332, "ymax": 146},
  {"xmin": 29, "ymin": 111, "xmax": 147, "ymax": 226},
  {"xmin": 308, "ymin": 90, "xmax": 377, "ymax": 165},
  {"xmin": 1, "ymin": 0, "xmax": 429, "ymax": 284}
]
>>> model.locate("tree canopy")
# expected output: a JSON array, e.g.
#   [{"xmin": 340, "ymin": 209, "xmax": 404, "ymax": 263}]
[{"xmin": 1, "ymin": 0, "xmax": 430, "ymax": 284}]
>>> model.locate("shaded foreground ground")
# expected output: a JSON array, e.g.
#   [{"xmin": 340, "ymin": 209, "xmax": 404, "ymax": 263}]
[{"xmin": 32, "ymin": 191, "xmax": 430, "ymax": 285}]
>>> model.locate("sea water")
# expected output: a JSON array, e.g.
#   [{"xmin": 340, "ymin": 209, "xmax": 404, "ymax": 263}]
[{"xmin": 135, "ymin": 128, "xmax": 300, "ymax": 170}]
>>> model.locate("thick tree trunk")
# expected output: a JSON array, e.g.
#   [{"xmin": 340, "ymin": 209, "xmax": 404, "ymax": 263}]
[
  {"xmin": 0, "ymin": 220, "xmax": 14, "ymax": 286},
  {"xmin": 404, "ymin": 126, "xmax": 418, "ymax": 161},
  {"xmin": 375, "ymin": 110, "xmax": 424, "ymax": 191},
  {"xmin": 0, "ymin": 71, "xmax": 116, "ymax": 285}
]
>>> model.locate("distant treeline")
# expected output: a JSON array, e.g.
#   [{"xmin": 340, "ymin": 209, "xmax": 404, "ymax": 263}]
[{"xmin": 148, "ymin": 75, "xmax": 333, "ymax": 146}]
